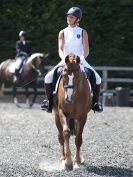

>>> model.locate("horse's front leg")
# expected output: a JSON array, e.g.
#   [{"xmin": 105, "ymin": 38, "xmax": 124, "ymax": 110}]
[
  {"xmin": 54, "ymin": 113, "xmax": 65, "ymax": 161},
  {"xmin": 25, "ymin": 87, "xmax": 31, "ymax": 108},
  {"xmin": 74, "ymin": 117, "xmax": 87, "ymax": 168},
  {"xmin": 59, "ymin": 110, "xmax": 73, "ymax": 170},
  {"xmin": 13, "ymin": 85, "xmax": 20, "ymax": 107},
  {"xmin": 30, "ymin": 84, "xmax": 37, "ymax": 107}
]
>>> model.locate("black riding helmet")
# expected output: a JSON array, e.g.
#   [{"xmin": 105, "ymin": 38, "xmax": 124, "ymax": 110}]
[
  {"xmin": 66, "ymin": 7, "xmax": 82, "ymax": 21},
  {"xmin": 19, "ymin": 31, "xmax": 27, "ymax": 37}
]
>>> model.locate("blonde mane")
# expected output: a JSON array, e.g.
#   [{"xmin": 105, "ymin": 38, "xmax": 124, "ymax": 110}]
[{"xmin": 27, "ymin": 53, "xmax": 44, "ymax": 63}]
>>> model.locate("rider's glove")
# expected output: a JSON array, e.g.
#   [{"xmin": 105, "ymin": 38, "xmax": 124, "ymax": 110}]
[
  {"xmin": 20, "ymin": 51, "xmax": 28, "ymax": 56},
  {"xmin": 80, "ymin": 55, "xmax": 85, "ymax": 64}
]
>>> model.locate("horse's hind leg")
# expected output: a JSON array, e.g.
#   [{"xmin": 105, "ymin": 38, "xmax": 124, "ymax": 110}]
[{"xmin": 74, "ymin": 118, "xmax": 87, "ymax": 168}]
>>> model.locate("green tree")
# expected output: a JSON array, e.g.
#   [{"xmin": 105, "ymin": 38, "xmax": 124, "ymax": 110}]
[{"xmin": 0, "ymin": 0, "xmax": 132, "ymax": 67}]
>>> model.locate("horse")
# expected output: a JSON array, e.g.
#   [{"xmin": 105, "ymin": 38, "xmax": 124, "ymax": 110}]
[
  {"xmin": 0, "ymin": 53, "xmax": 47, "ymax": 107},
  {"xmin": 53, "ymin": 53, "xmax": 92, "ymax": 170}
]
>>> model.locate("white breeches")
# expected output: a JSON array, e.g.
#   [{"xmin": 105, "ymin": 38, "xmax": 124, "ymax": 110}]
[
  {"xmin": 45, "ymin": 60, "xmax": 64, "ymax": 83},
  {"xmin": 81, "ymin": 58, "xmax": 101, "ymax": 85},
  {"xmin": 15, "ymin": 58, "xmax": 23, "ymax": 70},
  {"xmin": 15, "ymin": 56, "xmax": 28, "ymax": 70},
  {"xmin": 45, "ymin": 59, "xmax": 101, "ymax": 85}
]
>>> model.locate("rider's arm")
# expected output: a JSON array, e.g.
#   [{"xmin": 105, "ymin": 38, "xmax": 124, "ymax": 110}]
[
  {"xmin": 58, "ymin": 30, "xmax": 65, "ymax": 61},
  {"xmin": 16, "ymin": 41, "xmax": 21, "ymax": 53},
  {"xmin": 81, "ymin": 30, "xmax": 89, "ymax": 59},
  {"xmin": 16, "ymin": 41, "xmax": 28, "ymax": 57}
]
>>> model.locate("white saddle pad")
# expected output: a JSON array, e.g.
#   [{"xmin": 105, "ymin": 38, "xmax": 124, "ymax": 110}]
[
  {"xmin": 9, "ymin": 62, "xmax": 23, "ymax": 74},
  {"xmin": 9, "ymin": 61, "xmax": 22, "ymax": 74},
  {"xmin": 9, "ymin": 62, "xmax": 16, "ymax": 73},
  {"xmin": 8, "ymin": 58, "xmax": 27, "ymax": 74}
]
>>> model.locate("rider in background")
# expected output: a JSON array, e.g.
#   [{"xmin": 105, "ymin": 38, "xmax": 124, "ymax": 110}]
[
  {"xmin": 41, "ymin": 7, "xmax": 103, "ymax": 113},
  {"xmin": 13, "ymin": 31, "xmax": 31, "ymax": 82}
]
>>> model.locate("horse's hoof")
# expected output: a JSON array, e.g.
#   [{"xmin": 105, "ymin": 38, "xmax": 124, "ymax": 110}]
[
  {"xmin": 65, "ymin": 163, "xmax": 73, "ymax": 171},
  {"xmin": 74, "ymin": 162, "xmax": 80, "ymax": 169},
  {"xmin": 61, "ymin": 160, "xmax": 66, "ymax": 170},
  {"xmin": 27, "ymin": 104, "xmax": 32, "ymax": 109},
  {"xmin": 16, "ymin": 104, "xmax": 21, "ymax": 108},
  {"xmin": 61, "ymin": 160, "xmax": 73, "ymax": 171}
]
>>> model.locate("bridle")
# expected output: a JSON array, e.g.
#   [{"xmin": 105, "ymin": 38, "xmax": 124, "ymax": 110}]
[
  {"xmin": 64, "ymin": 84, "xmax": 74, "ymax": 89},
  {"xmin": 62, "ymin": 67, "xmax": 82, "ymax": 104},
  {"xmin": 63, "ymin": 64, "xmax": 83, "ymax": 89}
]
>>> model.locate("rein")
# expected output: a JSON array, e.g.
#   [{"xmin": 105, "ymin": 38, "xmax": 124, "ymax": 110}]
[
  {"xmin": 31, "ymin": 64, "xmax": 41, "ymax": 76},
  {"xmin": 16, "ymin": 62, "xmax": 44, "ymax": 88},
  {"xmin": 15, "ymin": 72, "xmax": 46, "ymax": 89}
]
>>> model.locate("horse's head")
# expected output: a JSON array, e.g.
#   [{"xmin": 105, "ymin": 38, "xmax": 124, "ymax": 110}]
[
  {"xmin": 62, "ymin": 53, "xmax": 81, "ymax": 103},
  {"xmin": 65, "ymin": 53, "xmax": 80, "ymax": 72},
  {"xmin": 27, "ymin": 53, "xmax": 47, "ymax": 75}
]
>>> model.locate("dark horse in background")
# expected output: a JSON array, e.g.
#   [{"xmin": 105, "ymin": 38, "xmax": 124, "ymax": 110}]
[
  {"xmin": 53, "ymin": 53, "xmax": 92, "ymax": 170},
  {"xmin": 0, "ymin": 53, "xmax": 47, "ymax": 107}
]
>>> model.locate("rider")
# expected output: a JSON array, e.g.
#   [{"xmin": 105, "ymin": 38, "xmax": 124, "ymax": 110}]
[
  {"xmin": 13, "ymin": 31, "xmax": 31, "ymax": 82},
  {"xmin": 41, "ymin": 7, "xmax": 103, "ymax": 113}
]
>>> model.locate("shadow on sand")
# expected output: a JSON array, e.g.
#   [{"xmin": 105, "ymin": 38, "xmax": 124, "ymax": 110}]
[{"xmin": 86, "ymin": 165, "xmax": 133, "ymax": 177}]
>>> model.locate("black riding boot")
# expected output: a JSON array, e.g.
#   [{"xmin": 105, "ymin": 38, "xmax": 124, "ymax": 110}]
[
  {"xmin": 92, "ymin": 84, "xmax": 103, "ymax": 112},
  {"xmin": 41, "ymin": 83, "xmax": 53, "ymax": 113}
]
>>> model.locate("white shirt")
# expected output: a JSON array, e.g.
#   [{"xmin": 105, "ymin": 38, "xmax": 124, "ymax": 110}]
[
  {"xmin": 63, "ymin": 25, "xmax": 83, "ymax": 57},
  {"xmin": 22, "ymin": 40, "xmax": 26, "ymax": 45}
]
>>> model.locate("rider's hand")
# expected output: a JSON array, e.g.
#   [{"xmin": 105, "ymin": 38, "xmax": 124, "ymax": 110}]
[{"xmin": 20, "ymin": 51, "xmax": 28, "ymax": 56}]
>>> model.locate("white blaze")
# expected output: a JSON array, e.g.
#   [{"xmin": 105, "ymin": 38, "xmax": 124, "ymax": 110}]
[{"xmin": 67, "ymin": 73, "xmax": 74, "ymax": 102}]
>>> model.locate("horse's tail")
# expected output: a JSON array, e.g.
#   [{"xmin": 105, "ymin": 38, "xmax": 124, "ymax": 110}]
[{"xmin": 69, "ymin": 118, "xmax": 76, "ymax": 136}]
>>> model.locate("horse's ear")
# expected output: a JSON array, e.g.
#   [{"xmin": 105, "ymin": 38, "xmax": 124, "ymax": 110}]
[
  {"xmin": 65, "ymin": 55, "xmax": 69, "ymax": 64},
  {"xmin": 76, "ymin": 55, "xmax": 80, "ymax": 64}
]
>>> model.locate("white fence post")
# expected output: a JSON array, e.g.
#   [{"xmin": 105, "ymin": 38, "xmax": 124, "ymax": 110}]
[{"xmin": 0, "ymin": 83, "xmax": 4, "ymax": 96}]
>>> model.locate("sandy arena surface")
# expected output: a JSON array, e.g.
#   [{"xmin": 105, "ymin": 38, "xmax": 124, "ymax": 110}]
[{"xmin": 0, "ymin": 96, "xmax": 133, "ymax": 177}]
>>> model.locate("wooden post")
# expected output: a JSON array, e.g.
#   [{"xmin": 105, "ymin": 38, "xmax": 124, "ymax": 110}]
[{"xmin": 0, "ymin": 83, "xmax": 4, "ymax": 96}]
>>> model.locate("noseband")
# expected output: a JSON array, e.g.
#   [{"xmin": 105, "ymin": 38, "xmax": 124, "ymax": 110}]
[{"xmin": 64, "ymin": 85, "xmax": 74, "ymax": 89}]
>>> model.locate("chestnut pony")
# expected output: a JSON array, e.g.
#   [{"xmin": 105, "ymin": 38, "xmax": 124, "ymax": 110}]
[
  {"xmin": 54, "ymin": 53, "xmax": 92, "ymax": 170},
  {"xmin": 0, "ymin": 53, "xmax": 46, "ymax": 107}
]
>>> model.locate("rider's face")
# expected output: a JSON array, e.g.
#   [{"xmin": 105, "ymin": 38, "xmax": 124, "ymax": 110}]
[
  {"xmin": 20, "ymin": 35, "xmax": 25, "ymax": 41},
  {"xmin": 67, "ymin": 15, "xmax": 78, "ymax": 26}
]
